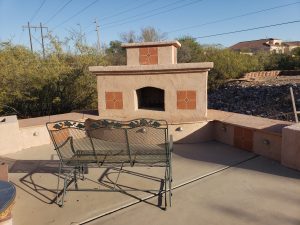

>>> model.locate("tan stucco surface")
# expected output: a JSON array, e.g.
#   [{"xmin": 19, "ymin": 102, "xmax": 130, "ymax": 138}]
[
  {"xmin": 96, "ymin": 71, "xmax": 208, "ymax": 122},
  {"xmin": 121, "ymin": 41, "xmax": 181, "ymax": 48},
  {"xmin": 89, "ymin": 62, "xmax": 213, "ymax": 73},
  {"xmin": 282, "ymin": 123, "xmax": 300, "ymax": 170},
  {"xmin": 0, "ymin": 116, "xmax": 22, "ymax": 154}
]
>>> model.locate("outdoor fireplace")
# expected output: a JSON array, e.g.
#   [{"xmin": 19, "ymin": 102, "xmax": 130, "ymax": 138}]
[{"xmin": 89, "ymin": 41, "xmax": 213, "ymax": 123}]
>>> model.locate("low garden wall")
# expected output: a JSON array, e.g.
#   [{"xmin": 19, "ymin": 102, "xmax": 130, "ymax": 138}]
[
  {"xmin": 0, "ymin": 110, "xmax": 300, "ymax": 171},
  {"xmin": 243, "ymin": 70, "xmax": 300, "ymax": 79}
]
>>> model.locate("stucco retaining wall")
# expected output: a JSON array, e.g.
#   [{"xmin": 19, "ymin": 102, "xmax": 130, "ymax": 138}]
[{"xmin": 1, "ymin": 111, "xmax": 300, "ymax": 171}]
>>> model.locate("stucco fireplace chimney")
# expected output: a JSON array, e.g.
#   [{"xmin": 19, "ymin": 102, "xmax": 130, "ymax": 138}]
[{"xmin": 89, "ymin": 41, "xmax": 213, "ymax": 123}]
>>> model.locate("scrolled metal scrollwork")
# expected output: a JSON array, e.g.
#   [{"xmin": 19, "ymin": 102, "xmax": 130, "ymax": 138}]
[{"xmin": 52, "ymin": 120, "xmax": 85, "ymax": 130}]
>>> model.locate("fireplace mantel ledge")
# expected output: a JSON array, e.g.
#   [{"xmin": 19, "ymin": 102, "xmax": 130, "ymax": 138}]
[{"xmin": 89, "ymin": 62, "xmax": 213, "ymax": 75}]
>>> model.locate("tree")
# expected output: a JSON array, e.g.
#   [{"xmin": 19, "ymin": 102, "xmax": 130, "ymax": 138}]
[
  {"xmin": 0, "ymin": 33, "xmax": 106, "ymax": 118},
  {"xmin": 177, "ymin": 36, "xmax": 203, "ymax": 63},
  {"xmin": 120, "ymin": 30, "xmax": 138, "ymax": 43},
  {"xmin": 105, "ymin": 41, "xmax": 126, "ymax": 65},
  {"xmin": 120, "ymin": 26, "xmax": 167, "ymax": 43},
  {"xmin": 291, "ymin": 47, "xmax": 300, "ymax": 57},
  {"xmin": 139, "ymin": 26, "xmax": 167, "ymax": 42}
]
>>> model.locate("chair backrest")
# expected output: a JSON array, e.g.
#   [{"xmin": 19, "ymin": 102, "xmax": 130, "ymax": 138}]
[{"xmin": 46, "ymin": 120, "xmax": 87, "ymax": 162}]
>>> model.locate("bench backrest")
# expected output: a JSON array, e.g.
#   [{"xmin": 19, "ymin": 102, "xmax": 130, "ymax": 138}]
[
  {"xmin": 126, "ymin": 119, "xmax": 169, "ymax": 166},
  {"xmin": 47, "ymin": 118, "xmax": 170, "ymax": 167},
  {"xmin": 85, "ymin": 118, "xmax": 169, "ymax": 166}
]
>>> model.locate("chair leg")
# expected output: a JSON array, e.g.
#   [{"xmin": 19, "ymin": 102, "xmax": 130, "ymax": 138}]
[{"xmin": 56, "ymin": 162, "xmax": 62, "ymax": 205}]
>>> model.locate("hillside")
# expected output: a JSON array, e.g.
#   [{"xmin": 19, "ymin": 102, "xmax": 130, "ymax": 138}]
[{"xmin": 208, "ymin": 76, "xmax": 300, "ymax": 121}]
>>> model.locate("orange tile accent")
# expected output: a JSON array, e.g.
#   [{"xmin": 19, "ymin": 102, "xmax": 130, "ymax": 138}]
[
  {"xmin": 114, "ymin": 101, "xmax": 123, "ymax": 109},
  {"xmin": 139, "ymin": 47, "xmax": 158, "ymax": 65},
  {"xmin": 148, "ymin": 47, "xmax": 158, "ymax": 55},
  {"xmin": 186, "ymin": 91, "xmax": 196, "ymax": 99},
  {"xmin": 106, "ymin": 100, "xmax": 115, "ymax": 109},
  {"xmin": 105, "ymin": 92, "xmax": 114, "ymax": 101},
  {"xmin": 234, "ymin": 127, "xmax": 253, "ymax": 151},
  {"xmin": 105, "ymin": 92, "xmax": 123, "ymax": 110},
  {"xmin": 186, "ymin": 100, "xmax": 196, "ymax": 109},
  {"xmin": 177, "ymin": 90, "xmax": 196, "ymax": 109},
  {"xmin": 177, "ymin": 91, "xmax": 186, "ymax": 100},
  {"xmin": 139, "ymin": 47, "xmax": 148, "ymax": 55}
]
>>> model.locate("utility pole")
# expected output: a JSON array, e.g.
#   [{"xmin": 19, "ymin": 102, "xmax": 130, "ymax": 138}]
[
  {"xmin": 40, "ymin": 22, "xmax": 46, "ymax": 58},
  {"xmin": 22, "ymin": 22, "xmax": 33, "ymax": 52},
  {"xmin": 22, "ymin": 22, "xmax": 48, "ymax": 57},
  {"xmin": 94, "ymin": 18, "xmax": 100, "ymax": 52}
]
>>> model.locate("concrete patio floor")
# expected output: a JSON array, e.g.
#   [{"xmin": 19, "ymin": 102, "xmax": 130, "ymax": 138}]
[{"xmin": 3, "ymin": 141, "xmax": 300, "ymax": 225}]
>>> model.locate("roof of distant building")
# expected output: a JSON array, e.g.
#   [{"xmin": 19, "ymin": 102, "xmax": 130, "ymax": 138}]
[
  {"xmin": 229, "ymin": 38, "xmax": 272, "ymax": 52},
  {"xmin": 230, "ymin": 38, "xmax": 300, "ymax": 52}
]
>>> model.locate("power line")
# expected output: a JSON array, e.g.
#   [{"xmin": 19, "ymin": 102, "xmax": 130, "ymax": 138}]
[
  {"xmin": 45, "ymin": 0, "xmax": 74, "ymax": 24},
  {"xmin": 32, "ymin": 34, "xmax": 42, "ymax": 45},
  {"xmin": 99, "ymin": 0, "xmax": 159, "ymax": 22},
  {"xmin": 101, "ymin": 0, "xmax": 203, "ymax": 28},
  {"xmin": 18, "ymin": 29, "xmax": 25, "ymax": 44},
  {"xmin": 83, "ymin": 0, "xmax": 159, "ymax": 32},
  {"xmin": 52, "ymin": 0, "xmax": 100, "ymax": 31},
  {"xmin": 30, "ymin": 0, "xmax": 47, "ymax": 22},
  {"xmin": 194, "ymin": 20, "xmax": 300, "ymax": 39},
  {"xmin": 166, "ymin": 1, "xmax": 300, "ymax": 34}
]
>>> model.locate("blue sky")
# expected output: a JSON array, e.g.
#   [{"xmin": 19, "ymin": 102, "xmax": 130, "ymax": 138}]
[{"xmin": 0, "ymin": 0, "xmax": 299, "ymax": 51}]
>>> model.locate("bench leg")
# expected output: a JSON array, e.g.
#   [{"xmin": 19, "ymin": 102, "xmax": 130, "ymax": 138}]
[
  {"xmin": 164, "ymin": 167, "xmax": 168, "ymax": 209},
  {"xmin": 80, "ymin": 165, "xmax": 85, "ymax": 181},
  {"xmin": 168, "ymin": 164, "xmax": 172, "ymax": 207},
  {"xmin": 56, "ymin": 162, "xmax": 62, "ymax": 206},
  {"xmin": 74, "ymin": 169, "xmax": 78, "ymax": 190},
  {"xmin": 61, "ymin": 175, "xmax": 68, "ymax": 206}
]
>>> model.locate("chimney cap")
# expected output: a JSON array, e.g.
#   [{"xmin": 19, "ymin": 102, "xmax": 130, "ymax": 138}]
[{"xmin": 121, "ymin": 40, "xmax": 181, "ymax": 49}]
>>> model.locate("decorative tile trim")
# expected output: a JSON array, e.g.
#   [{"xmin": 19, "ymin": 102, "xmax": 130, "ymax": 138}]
[
  {"xmin": 177, "ymin": 90, "xmax": 196, "ymax": 109},
  {"xmin": 139, "ymin": 47, "xmax": 158, "ymax": 65},
  {"xmin": 105, "ymin": 92, "xmax": 123, "ymax": 109}
]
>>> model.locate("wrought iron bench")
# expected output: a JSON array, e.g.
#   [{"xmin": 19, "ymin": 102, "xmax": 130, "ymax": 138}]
[{"xmin": 46, "ymin": 118, "xmax": 173, "ymax": 208}]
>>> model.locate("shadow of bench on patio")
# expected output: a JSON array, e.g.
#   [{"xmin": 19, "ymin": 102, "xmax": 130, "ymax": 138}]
[{"xmin": 1, "ymin": 157, "xmax": 166, "ymax": 209}]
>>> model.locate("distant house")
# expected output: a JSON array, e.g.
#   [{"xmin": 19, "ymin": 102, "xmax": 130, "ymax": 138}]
[{"xmin": 229, "ymin": 38, "xmax": 300, "ymax": 55}]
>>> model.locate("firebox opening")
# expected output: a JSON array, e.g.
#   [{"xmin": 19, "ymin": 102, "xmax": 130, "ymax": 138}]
[{"xmin": 136, "ymin": 87, "xmax": 165, "ymax": 111}]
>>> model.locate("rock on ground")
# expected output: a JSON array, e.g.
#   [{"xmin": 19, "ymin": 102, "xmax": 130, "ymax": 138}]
[{"xmin": 208, "ymin": 76, "xmax": 300, "ymax": 122}]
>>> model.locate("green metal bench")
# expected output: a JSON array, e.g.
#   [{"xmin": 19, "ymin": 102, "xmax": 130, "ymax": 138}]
[{"xmin": 46, "ymin": 118, "xmax": 173, "ymax": 208}]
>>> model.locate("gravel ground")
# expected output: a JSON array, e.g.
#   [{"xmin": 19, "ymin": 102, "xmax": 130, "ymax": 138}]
[{"xmin": 208, "ymin": 76, "xmax": 300, "ymax": 121}]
